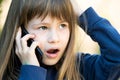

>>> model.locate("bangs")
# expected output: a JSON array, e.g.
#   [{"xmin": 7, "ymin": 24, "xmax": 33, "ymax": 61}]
[{"xmin": 20, "ymin": 0, "xmax": 76, "ymax": 26}]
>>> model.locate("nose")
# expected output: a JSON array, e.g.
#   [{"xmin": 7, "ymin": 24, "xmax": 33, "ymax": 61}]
[{"xmin": 48, "ymin": 30, "xmax": 60, "ymax": 43}]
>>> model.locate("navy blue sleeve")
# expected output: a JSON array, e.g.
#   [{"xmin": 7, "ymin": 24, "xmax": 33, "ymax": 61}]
[
  {"xmin": 79, "ymin": 7, "xmax": 120, "ymax": 80},
  {"xmin": 19, "ymin": 65, "xmax": 47, "ymax": 80}
]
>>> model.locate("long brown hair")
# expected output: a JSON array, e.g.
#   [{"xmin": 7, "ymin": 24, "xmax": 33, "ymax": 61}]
[
  {"xmin": 0, "ymin": 0, "xmax": 81, "ymax": 80},
  {"xmin": 0, "ymin": 0, "xmax": 21, "ymax": 80}
]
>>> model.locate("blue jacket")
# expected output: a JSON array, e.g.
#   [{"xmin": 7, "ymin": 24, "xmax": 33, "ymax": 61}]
[{"xmin": 19, "ymin": 7, "xmax": 120, "ymax": 80}]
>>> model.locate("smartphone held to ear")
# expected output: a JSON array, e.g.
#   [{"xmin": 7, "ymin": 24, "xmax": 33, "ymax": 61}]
[{"xmin": 21, "ymin": 25, "xmax": 43, "ymax": 57}]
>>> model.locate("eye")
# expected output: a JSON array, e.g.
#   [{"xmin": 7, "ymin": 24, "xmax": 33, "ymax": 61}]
[
  {"xmin": 59, "ymin": 24, "xmax": 67, "ymax": 29},
  {"xmin": 39, "ymin": 26, "xmax": 48, "ymax": 30}
]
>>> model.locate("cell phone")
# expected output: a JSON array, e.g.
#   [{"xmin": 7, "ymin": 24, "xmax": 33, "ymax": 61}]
[{"xmin": 21, "ymin": 25, "xmax": 43, "ymax": 57}]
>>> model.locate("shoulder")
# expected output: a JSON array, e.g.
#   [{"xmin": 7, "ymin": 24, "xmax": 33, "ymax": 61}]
[
  {"xmin": 76, "ymin": 52, "xmax": 99, "ymax": 63},
  {"xmin": 107, "ymin": 65, "xmax": 120, "ymax": 80}
]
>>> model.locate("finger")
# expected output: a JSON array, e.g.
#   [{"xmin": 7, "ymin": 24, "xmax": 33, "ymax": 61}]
[
  {"xmin": 29, "ymin": 41, "xmax": 39, "ymax": 54},
  {"xmin": 21, "ymin": 34, "xmax": 35, "ymax": 49},
  {"xmin": 15, "ymin": 27, "xmax": 22, "ymax": 52},
  {"xmin": 15, "ymin": 43, "xmax": 23, "ymax": 62},
  {"xmin": 15, "ymin": 45, "xmax": 19, "ymax": 55},
  {"xmin": 15, "ymin": 45, "xmax": 20, "ymax": 58}
]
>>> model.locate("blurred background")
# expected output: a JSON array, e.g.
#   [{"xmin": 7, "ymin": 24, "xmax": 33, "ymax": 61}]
[{"xmin": 0, "ymin": 0, "xmax": 120, "ymax": 54}]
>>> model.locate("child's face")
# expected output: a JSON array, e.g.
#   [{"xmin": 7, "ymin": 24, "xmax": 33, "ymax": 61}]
[{"xmin": 26, "ymin": 15, "xmax": 70, "ymax": 65}]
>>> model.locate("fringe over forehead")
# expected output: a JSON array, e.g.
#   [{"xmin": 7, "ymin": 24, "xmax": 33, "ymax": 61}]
[{"xmin": 20, "ymin": 0, "xmax": 76, "ymax": 27}]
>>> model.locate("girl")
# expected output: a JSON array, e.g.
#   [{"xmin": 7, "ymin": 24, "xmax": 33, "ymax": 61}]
[{"xmin": 0, "ymin": 0, "xmax": 120, "ymax": 80}]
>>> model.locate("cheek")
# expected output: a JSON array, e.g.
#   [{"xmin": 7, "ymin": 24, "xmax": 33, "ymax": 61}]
[
  {"xmin": 60, "ymin": 30, "xmax": 70, "ymax": 44},
  {"xmin": 34, "ymin": 31, "xmax": 47, "ymax": 41},
  {"xmin": 66, "ymin": 29, "xmax": 70, "ymax": 38},
  {"xmin": 34, "ymin": 33, "xmax": 47, "ymax": 49}
]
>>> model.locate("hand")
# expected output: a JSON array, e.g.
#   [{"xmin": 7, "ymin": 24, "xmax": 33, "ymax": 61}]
[
  {"xmin": 70, "ymin": 0, "xmax": 91, "ymax": 16},
  {"xmin": 15, "ymin": 27, "xmax": 40, "ymax": 66}
]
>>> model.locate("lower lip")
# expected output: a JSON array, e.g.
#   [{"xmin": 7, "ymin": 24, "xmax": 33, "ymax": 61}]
[{"xmin": 46, "ymin": 52, "xmax": 58, "ymax": 58}]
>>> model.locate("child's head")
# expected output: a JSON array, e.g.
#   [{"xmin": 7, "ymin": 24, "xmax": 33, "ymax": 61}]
[{"xmin": 20, "ymin": 0, "xmax": 77, "ymax": 67}]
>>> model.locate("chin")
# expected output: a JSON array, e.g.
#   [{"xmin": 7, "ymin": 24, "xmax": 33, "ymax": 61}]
[{"xmin": 42, "ymin": 59, "xmax": 58, "ymax": 66}]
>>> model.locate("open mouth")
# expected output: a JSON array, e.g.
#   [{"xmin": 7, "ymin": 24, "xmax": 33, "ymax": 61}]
[{"xmin": 47, "ymin": 49, "xmax": 59, "ymax": 54}]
